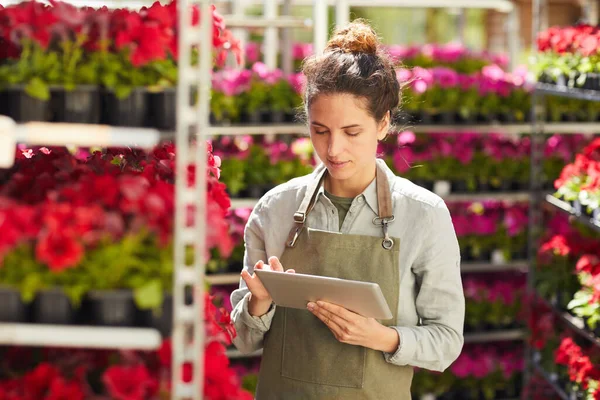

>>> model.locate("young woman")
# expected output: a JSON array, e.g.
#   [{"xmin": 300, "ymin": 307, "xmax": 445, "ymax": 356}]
[{"xmin": 230, "ymin": 20, "xmax": 465, "ymax": 400}]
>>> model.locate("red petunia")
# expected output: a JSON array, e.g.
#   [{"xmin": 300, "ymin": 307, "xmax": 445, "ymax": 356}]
[
  {"xmin": 103, "ymin": 364, "xmax": 158, "ymax": 400},
  {"xmin": 35, "ymin": 229, "xmax": 84, "ymax": 272}
]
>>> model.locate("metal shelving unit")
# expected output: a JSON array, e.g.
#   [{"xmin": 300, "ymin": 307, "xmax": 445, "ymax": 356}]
[
  {"xmin": 546, "ymin": 195, "xmax": 600, "ymax": 232},
  {"xmin": 526, "ymin": 0, "xmax": 600, "ymax": 397},
  {"xmin": 159, "ymin": 122, "xmax": 600, "ymax": 140},
  {"xmin": 0, "ymin": 323, "xmax": 162, "ymax": 350}
]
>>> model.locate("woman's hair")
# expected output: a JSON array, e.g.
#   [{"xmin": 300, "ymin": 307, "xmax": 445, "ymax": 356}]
[{"xmin": 301, "ymin": 19, "xmax": 400, "ymax": 124}]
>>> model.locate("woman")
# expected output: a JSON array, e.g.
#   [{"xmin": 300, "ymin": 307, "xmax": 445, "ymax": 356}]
[{"xmin": 230, "ymin": 20, "xmax": 464, "ymax": 400}]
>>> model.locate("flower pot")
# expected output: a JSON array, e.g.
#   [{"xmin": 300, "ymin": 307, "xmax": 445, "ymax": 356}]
[
  {"xmin": 411, "ymin": 111, "xmax": 432, "ymax": 125},
  {"xmin": 32, "ymin": 289, "xmax": 75, "ymax": 325},
  {"xmin": 433, "ymin": 111, "xmax": 455, "ymax": 125},
  {"xmin": 583, "ymin": 73, "xmax": 600, "ymax": 91},
  {"xmin": 433, "ymin": 180, "xmax": 451, "ymax": 197},
  {"xmin": 52, "ymin": 86, "xmax": 101, "ymax": 124},
  {"xmin": 497, "ymin": 112, "xmax": 515, "ymax": 123},
  {"xmin": 270, "ymin": 110, "xmax": 285, "ymax": 124},
  {"xmin": 476, "ymin": 113, "xmax": 495, "ymax": 123},
  {"xmin": 139, "ymin": 295, "xmax": 172, "ymax": 337},
  {"xmin": 85, "ymin": 290, "xmax": 136, "ymax": 327},
  {"xmin": 148, "ymin": 88, "xmax": 175, "ymax": 130},
  {"xmin": 102, "ymin": 88, "xmax": 148, "ymax": 127},
  {"xmin": 0, "ymin": 287, "xmax": 28, "ymax": 322},
  {"xmin": 450, "ymin": 180, "xmax": 468, "ymax": 193},
  {"xmin": 476, "ymin": 180, "xmax": 490, "ymax": 192},
  {"xmin": 561, "ymin": 112, "xmax": 578, "ymax": 122},
  {"xmin": 4, "ymin": 86, "xmax": 50, "ymax": 122},
  {"xmin": 284, "ymin": 111, "xmax": 297, "ymax": 123}
]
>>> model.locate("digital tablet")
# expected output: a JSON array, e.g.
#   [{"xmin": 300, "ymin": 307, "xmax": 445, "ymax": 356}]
[{"xmin": 254, "ymin": 270, "xmax": 393, "ymax": 320}]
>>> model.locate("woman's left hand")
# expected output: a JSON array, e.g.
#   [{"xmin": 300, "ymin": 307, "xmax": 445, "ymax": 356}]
[{"xmin": 307, "ymin": 301, "xmax": 399, "ymax": 353}]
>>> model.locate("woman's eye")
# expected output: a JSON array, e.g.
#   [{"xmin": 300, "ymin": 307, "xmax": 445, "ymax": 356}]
[
  {"xmin": 346, "ymin": 131, "xmax": 360, "ymax": 137},
  {"xmin": 315, "ymin": 130, "xmax": 328, "ymax": 135}
]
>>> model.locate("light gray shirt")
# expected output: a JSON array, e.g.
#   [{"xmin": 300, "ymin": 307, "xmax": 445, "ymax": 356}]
[{"xmin": 230, "ymin": 159, "xmax": 465, "ymax": 372}]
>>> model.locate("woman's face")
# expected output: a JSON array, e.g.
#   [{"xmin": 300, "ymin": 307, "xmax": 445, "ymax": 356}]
[{"xmin": 308, "ymin": 93, "xmax": 388, "ymax": 196}]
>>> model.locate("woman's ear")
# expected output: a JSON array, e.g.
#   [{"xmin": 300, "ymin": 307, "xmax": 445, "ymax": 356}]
[{"xmin": 377, "ymin": 111, "xmax": 391, "ymax": 141}]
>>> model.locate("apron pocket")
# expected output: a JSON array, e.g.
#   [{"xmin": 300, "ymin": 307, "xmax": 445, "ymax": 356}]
[{"xmin": 281, "ymin": 308, "xmax": 366, "ymax": 388}]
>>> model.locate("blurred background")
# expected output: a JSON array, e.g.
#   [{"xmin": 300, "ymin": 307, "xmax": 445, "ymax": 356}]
[{"xmin": 0, "ymin": 0, "xmax": 599, "ymax": 399}]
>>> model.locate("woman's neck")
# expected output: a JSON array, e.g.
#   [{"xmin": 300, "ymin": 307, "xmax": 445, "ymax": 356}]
[{"xmin": 324, "ymin": 164, "xmax": 377, "ymax": 198}]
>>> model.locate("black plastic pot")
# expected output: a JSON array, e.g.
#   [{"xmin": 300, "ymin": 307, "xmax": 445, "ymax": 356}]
[
  {"xmin": 583, "ymin": 73, "xmax": 600, "ymax": 91},
  {"xmin": 497, "ymin": 112, "xmax": 515, "ymax": 123},
  {"xmin": 0, "ymin": 287, "xmax": 28, "ymax": 322},
  {"xmin": 85, "ymin": 290, "xmax": 136, "ymax": 327},
  {"xmin": 139, "ymin": 295, "xmax": 172, "ymax": 337},
  {"xmin": 4, "ymin": 86, "xmax": 49, "ymax": 122},
  {"xmin": 284, "ymin": 111, "xmax": 297, "ymax": 123},
  {"xmin": 0, "ymin": 90, "xmax": 8, "ymax": 116},
  {"xmin": 52, "ymin": 86, "xmax": 101, "ymax": 123},
  {"xmin": 450, "ymin": 180, "xmax": 468, "ymax": 193},
  {"xmin": 148, "ymin": 88, "xmax": 175, "ymax": 130},
  {"xmin": 32, "ymin": 289, "xmax": 75, "ymax": 325},
  {"xmin": 271, "ymin": 110, "xmax": 285, "ymax": 124},
  {"xmin": 102, "ymin": 88, "xmax": 148, "ymax": 127},
  {"xmin": 433, "ymin": 111, "xmax": 455, "ymax": 125}
]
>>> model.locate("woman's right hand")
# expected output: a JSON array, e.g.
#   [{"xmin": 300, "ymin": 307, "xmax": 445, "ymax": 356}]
[{"xmin": 241, "ymin": 256, "xmax": 294, "ymax": 317}]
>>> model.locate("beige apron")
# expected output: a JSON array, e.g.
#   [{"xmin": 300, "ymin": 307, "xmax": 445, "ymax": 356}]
[{"xmin": 255, "ymin": 164, "xmax": 413, "ymax": 400}]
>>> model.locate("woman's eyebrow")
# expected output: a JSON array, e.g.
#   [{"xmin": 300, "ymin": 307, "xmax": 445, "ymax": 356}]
[{"xmin": 311, "ymin": 121, "xmax": 361, "ymax": 129}]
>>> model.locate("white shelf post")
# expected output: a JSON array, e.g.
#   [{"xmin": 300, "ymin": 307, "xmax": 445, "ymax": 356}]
[{"xmin": 313, "ymin": 0, "xmax": 329, "ymax": 55}]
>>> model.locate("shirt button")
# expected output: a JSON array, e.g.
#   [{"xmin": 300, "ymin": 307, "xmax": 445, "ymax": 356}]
[{"xmin": 358, "ymin": 197, "xmax": 364, "ymax": 204}]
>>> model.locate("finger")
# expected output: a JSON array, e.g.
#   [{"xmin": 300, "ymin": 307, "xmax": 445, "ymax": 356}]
[
  {"xmin": 285, "ymin": 269, "xmax": 295, "ymax": 273},
  {"xmin": 316, "ymin": 301, "xmax": 358, "ymax": 323},
  {"xmin": 311, "ymin": 308, "xmax": 346, "ymax": 340},
  {"xmin": 254, "ymin": 260, "xmax": 265, "ymax": 271},
  {"xmin": 308, "ymin": 302, "xmax": 348, "ymax": 330},
  {"xmin": 268, "ymin": 256, "xmax": 284, "ymax": 272}
]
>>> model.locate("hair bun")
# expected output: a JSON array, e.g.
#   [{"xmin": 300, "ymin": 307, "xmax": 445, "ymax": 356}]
[{"xmin": 325, "ymin": 20, "xmax": 380, "ymax": 54}]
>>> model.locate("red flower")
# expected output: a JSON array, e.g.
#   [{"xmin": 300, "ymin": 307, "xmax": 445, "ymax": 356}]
[
  {"xmin": 102, "ymin": 364, "xmax": 157, "ymax": 400},
  {"xmin": 45, "ymin": 377, "xmax": 85, "ymax": 400},
  {"xmin": 35, "ymin": 229, "xmax": 84, "ymax": 271},
  {"xmin": 576, "ymin": 254, "xmax": 600, "ymax": 276},
  {"xmin": 23, "ymin": 363, "xmax": 60, "ymax": 399}
]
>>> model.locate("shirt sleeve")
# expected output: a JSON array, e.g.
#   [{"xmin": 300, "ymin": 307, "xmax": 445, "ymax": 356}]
[
  {"xmin": 230, "ymin": 201, "xmax": 277, "ymax": 354},
  {"xmin": 383, "ymin": 201, "xmax": 465, "ymax": 372}
]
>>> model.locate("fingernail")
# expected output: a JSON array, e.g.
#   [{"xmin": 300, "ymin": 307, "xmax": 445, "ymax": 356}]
[
  {"xmin": 316, "ymin": 301, "xmax": 324, "ymax": 307},
  {"xmin": 307, "ymin": 303, "xmax": 315, "ymax": 310}
]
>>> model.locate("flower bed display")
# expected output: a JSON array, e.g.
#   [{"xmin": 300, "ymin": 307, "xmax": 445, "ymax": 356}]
[
  {"xmin": 244, "ymin": 41, "xmax": 509, "ymax": 74},
  {"xmin": 0, "ymin": 143, "xmax": 232, "ymax": 333},
  {"xmin": 0, "ymin": 293, "xmax": 252, "ymax": 400},
  {"xmin": 214, "ymin": 133, "xmax": 588, "ymax": 198},
  {"xmin": 381, "ymin": 132, "xmax": 588, "ymax": 192},
  {"xmin": 535, "ymin": 24, "xmax": 600, "ymax": 91},
  {"xmin": 463, "ymin": 274, "xmax": 525, "ymax": 332},
  {"xmin": 0, "ymin": 0, "xmax": 241, "ymax": 127},
  {"xmin": 529, "ymin": 300, "xmax": 600, "ymax": 400},
  {"xmin": 537, "ymin": 212, "xmax": 600, "ymax": 330},
  {"xmin": 554, "ymin": 137, "xmax": 600, "ymax": 221},
  {"xmin": 411, "ymin": 344, "xmax": 524, "ymax": 400}
]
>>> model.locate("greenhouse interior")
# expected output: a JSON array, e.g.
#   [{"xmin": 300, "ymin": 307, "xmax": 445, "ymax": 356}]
[{"xmin": 0, "ymin": 0, "xmax": 600, "ymax": 399}]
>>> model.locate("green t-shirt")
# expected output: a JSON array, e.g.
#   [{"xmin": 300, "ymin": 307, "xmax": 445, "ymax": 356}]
[{"xmin": 324, "ymin": 190, "xmax": 355, "ymax": 230}]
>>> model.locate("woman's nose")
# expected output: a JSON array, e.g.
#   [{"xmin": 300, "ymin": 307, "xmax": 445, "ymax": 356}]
[{"xmin": 327, "ymin": 132, "xmax": 344, "ymax": 157}]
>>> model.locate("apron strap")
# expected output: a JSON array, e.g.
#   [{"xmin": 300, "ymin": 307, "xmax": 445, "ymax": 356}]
[
  {"xmin": 287, "ymin": 164, "xmax": 328, "ymax": 247},
  {"xmin": 286, "ymin": 162, "xmax": 395, "ymax": 249}
]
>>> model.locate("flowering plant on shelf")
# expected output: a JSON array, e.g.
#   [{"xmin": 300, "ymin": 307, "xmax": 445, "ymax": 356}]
[
  {"xmin": 411, "ymin": 344, "xmax": 524, "ymax": 399},
  {"xmin": 0, "ymin": 294, "xmax": 253, "ymax": 400},
  {"xmin": 554, "ymin": 337, "xmax": 600, "ymax": 398},
  {"xmin": 463, "ymin": 274, "xmax": 525, "ymax": 331},
  {"xmin": 0, "ymin": 142, "xmax": 233, "ymax": 311},
  {"xmin": 535, "ymin": 24, "xmax": 600, "ymax": 89},
  {"xmin": 554, "ymin": 138, "xmax": 600, "ymax": 218}
]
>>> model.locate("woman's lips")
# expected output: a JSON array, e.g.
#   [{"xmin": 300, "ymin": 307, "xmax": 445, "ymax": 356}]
[{"xmin": 328, "ymin": 159, "xmax": 349, "ymax": 169}]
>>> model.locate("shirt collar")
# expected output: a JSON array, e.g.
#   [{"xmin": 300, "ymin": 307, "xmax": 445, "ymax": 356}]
[{"xmin": 313, "ymin": 159, "xmax": 396, "ymax": 216}]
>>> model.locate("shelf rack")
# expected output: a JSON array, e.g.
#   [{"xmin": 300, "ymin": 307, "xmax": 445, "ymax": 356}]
[
  {"xmin": 225, "ymin": 328, "xmax": 527, "ymax": 359},
  {"xmin": 527, "ymin": 0, "xmax": 600, "ymax": 397},
  {"xmin": 0, "ymin": 323, "xmax": 162, "ymax": 350},
  {"xmin": 546, "ymin": 195, "xmax": 600, "ymax": 232},
  {"xmin": 159, "ymin": 122, "xmax": 600, "ymax": 140}
]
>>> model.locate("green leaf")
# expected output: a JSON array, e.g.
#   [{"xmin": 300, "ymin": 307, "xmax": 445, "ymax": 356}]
[
  {"xmin": 133, "ymin": 279, "xmax": 163, "ymax": 310},
  {"xmin": 25, "ymin": 77, "xmax": 50, "ymax": 101}
]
